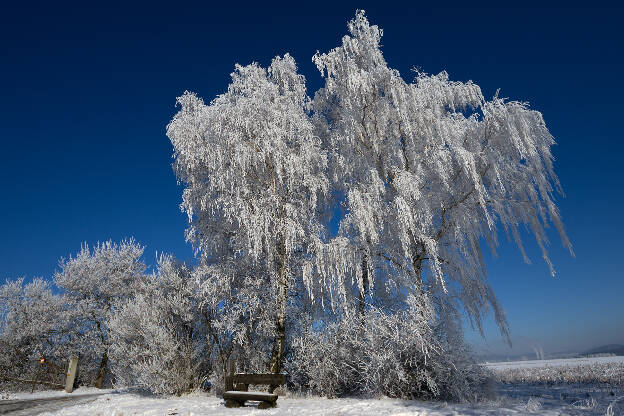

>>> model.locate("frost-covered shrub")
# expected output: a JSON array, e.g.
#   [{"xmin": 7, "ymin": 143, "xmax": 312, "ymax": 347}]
[
  {"xmin": 428, "ymin": 316, "xmax": 497, "ymax": 402},
  {"xmin": 0, "ymin": 278, "xmax": 67, "ymax": 388},
  {"xmin": 55, "ymin": 239, "xmax": 147, "ymax": 388},
  {"xmin": 109, "ymin": 295, "xmax": 201, "ymax": 395},
  {"xmin": 109, "ymin": 256, "xmax": 212, "ymax": 395},
  {"xmin": 287, "ymin": 295, "xmax": 494, "ymax": 402},
  {"xmin": 190, "ymin": 260, "xmax": 282, "ymax": 395}
]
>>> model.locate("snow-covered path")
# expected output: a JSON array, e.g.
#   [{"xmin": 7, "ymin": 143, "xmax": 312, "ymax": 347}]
[{"xmin": 0, "ymin": 393, "xmax": 105, "ymax": 416}]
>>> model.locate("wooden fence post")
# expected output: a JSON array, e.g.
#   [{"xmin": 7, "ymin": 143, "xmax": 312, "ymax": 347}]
[
  {"xmin": 65, "ymin": 356, "xmax": 79, "ymax": 393},
  {"xmin": 224, "ymin": 359, "xmax": 235, "ymax": 392}
]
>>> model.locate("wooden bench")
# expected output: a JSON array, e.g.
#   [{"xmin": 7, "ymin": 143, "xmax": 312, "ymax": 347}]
[{"xmin": 223, "ymin": 370, "xmax": 286, "ymax": 409}]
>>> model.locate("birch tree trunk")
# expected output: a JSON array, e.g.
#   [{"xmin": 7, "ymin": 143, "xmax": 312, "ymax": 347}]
[
  {"xmin": 94, "ymin": 349, "xmax": 108, "ymax": 388},
  {"xmin": 269, "ymin": 237, "xmax": 288, "ymax": 374},
  {"xmin": 357, "ymin": 254, "xmax": 369, "ymax": 318}
]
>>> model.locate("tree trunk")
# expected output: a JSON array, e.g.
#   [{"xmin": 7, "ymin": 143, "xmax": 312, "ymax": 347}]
[
  {"xmin": 93, "ymin": 309, "xmax": 109, "ymax": 389},
  {"xmin": 269, "ymin": 313, "xmax": 286, "ymax": 375},
  {"xmin": 94, "ymin": 350, "xmax": 108, "ymax": 388},
  {"xmin": 409, "ymin": 239, "xmax": 425, "ymax": 288},
  {"xmin": 357, "ymin": 254, "xmax": 369, "ymax": 318},
  {"xmin": 269, "ymin": 239, "xmax": 288, "ymax": 375}
]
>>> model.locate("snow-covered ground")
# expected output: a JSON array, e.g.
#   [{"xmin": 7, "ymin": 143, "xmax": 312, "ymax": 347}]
[
  {"xmin": 3, "ymin": 357, "xmax": 624, "ymax": 415},
  {"xmin": 7, "ymin": 390, "xmax": 611, "ymax": 416},
  {"xmin": 484, "ymin": 355, "xmax": 624, "ymax": 370},
  {"xmin": 0, "ymin": 387, "xmax": 618, "ymax": 416}
]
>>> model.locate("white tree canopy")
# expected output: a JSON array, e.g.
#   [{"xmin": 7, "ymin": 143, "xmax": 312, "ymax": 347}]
[
  {"xmin": 167, "ymin": 12, "xmax": 572, "ymax": 375},
  {"xmin": 168, "ymin": 54, "xmax": 329, "ymax": 372},
  {"xmin": 168, "ymin": 55, "xmax": 328, "ymax": 266},
  {"xmin": 311, "ymin": 11, "xmax": 573, "ymax": 335}
]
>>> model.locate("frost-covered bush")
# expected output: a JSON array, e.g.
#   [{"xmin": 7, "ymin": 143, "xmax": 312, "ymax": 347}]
[
  {"xmin": 109, "ymin": 256, "xmax": 212, "ymax": 395},
  {"xmin": 189, "ymin": 259, "xmax": 282, "ymax": 395},
  {"xmin": 427, "ymin": 313, "xmax": 497, "ymax": 402},
  {"xmin": 193, "ymin": 261, "xmax": 274, "ymax": 372},
  {"xmin": 0, "ymin": 278, "xmax": 67, "ymax": 387},
  {"xmin": 55, "ymin": 239, "xmax": 147, "ymax": 388},
  {"xmin": 287, "ymin": 295, "xmax": 494, "ymax": 402}
]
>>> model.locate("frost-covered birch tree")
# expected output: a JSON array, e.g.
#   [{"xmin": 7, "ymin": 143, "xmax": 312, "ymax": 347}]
[
  {"xmin": 54, "ymin": 239, "xmax": 146, "ymax": 387},
  {"xmin": 311, "ymin": 11, "xmax": 573, "ymax": 336},
  {"xmin": 166, "ymin": 11, "xmax": 571, "ymax": 397},
  {"xmin": 167, "ymin": 55, "xmax": 328, "ymax": 374}
]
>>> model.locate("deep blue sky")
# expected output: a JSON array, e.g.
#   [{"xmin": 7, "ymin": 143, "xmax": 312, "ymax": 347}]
[{"xmin": 1, "ymin": 1, "xmax": 622, "ymax": 357}]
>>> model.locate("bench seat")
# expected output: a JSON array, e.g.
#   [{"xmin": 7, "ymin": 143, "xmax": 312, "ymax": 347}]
[
  {"xmin": 223, "ymin": 391, "xmax": 278, "ymax": 402},
  {"xmin": 222, "ymin": 365, "xmax": 286, "ymax": 409}
]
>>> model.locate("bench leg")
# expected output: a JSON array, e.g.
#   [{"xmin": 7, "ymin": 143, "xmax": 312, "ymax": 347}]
[
  {"xmin": 225, "ymin": 399, "xmax": 244, "ymax": 408},
  {"xmin": 257, "ymin": 400, "xmax": 276, "ymax": 409}
]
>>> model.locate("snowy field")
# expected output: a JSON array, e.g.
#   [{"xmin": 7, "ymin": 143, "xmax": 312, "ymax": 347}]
[
  {"xmin": 484, "ymin": 356, "xmax": 624, "ymax": 370},
  {"xmin": 488, "ymin": 356, "xmax": 624, "ymax": 387}
]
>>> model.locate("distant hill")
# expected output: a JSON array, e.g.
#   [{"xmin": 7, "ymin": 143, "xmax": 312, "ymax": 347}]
[{"xmin": 580, "ymin": 344, "xmax": 624, "ymax": 356}]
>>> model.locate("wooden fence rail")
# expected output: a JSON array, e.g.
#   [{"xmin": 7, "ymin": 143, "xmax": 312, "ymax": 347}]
[
  {"xmin": 0, "ymin": 356, "xmax": 79, "ymax": 393},
  {"xmin": 0, "ymin": 375, "xmax": 64, "ymax": 389}
]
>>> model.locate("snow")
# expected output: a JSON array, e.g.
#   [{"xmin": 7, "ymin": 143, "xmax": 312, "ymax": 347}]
[
  {"xmin": 26, "ymin": 357, "xmax": 618, "ymax": 415},
  {"xmin": 16, "ymin": 392, "xmax": 553, "ymax": 416},
  {"xmin": 484, "ymin": 355, "xmax": 624, "ymax": 370},
  {"xmin": 7, "ymin": 387, "xmax": 617, "ymax": 416}
]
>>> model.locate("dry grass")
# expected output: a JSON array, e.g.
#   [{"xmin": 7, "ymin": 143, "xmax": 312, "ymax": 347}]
[{"xmin": 495, "ymin": 362, "xmax": 624, "ymax": 386}]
